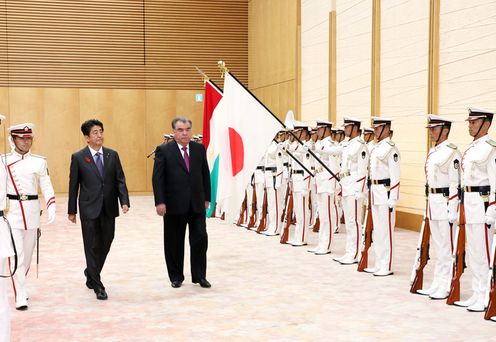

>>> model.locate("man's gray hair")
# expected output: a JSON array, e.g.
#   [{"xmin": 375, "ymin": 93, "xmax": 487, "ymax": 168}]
[{"xmin": 172, "ymin": 117, "xmax": 193, "ymax": 129}]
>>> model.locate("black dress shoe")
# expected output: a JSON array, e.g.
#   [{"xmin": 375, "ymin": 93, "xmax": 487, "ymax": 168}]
[
  {"xmin": 194, "ymin": 279, "xmax": 211, "ymax": 288},
  {"xmin": 94, "ymin": 287, "xmax": 108, "ymax": 300},
  {"xmin": 171, "ymin": 280, "xmax": 183, "ymax": 288},
  {"xmin": 16, "ymin": 305, "xmax": 28, "ymax": 311}
]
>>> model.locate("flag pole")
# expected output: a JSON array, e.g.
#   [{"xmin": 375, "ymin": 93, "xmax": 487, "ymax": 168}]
[{"xmin": 217, "ymin": 62, "xmax": 339, "ymax": 182}]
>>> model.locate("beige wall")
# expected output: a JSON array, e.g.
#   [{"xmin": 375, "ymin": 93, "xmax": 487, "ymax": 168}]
[
  {"xmin": 301, "ymin": 0, "xmax": 329, "ymax": 121},
  {"xmin": 380, "ymin": 0, "xmax": 430, "ymax": 215},
  {"xmin": 248, "ymin": 0, "xmax": 298, "ymax": 120},
  {"xmin": 0, "ymin": 87, "xmax": 204, "ymax": 193},
  {"xmin": 335, "ymin": 0, "xmax": 372, "ymax": 123},
  {"xmin": 438, "ymin": 0, "xmax": 496, "ymax": 146}
]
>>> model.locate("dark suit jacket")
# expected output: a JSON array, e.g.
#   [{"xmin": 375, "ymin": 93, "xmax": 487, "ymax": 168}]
[
  {"xmin": 152, "ymin": 141, "xmax": 211, "ymax": 215},
  {"xmin": 68, "ymin": 146, "xmax": 130, "ymax": 220}
]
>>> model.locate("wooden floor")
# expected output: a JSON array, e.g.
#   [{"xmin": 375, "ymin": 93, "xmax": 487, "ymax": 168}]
[{"xmin": 6, "ymin": 196, "xmax": 495, "ymax": 341}]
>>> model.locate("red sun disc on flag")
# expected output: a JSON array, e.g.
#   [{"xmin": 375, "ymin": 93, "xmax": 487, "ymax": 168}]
[{"xmin": 228, "ymin": 127, "xmax": 244, "ymax": 176}]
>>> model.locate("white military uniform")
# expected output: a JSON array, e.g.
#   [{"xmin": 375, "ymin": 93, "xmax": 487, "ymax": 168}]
[
  {"xmin": 420, "ymin": 139, "xmax": 461, "ymax": 298},
  {"xmin": 367, "ymin": 134, "xmax": 400, "ymax": 276},
  {"xmin": 287, "ymin": 138, "xmax": 312, "ymax": 246},
  {"xmin": 310, "ymin": 136, "xmax": 341, "ymax": 254},
  {"xmin": 3, "ymin": 124, "xmax": 56, "ymax": 309},
  {"xmin": 252, "ymin": 159, "xmax": 266, "ymax": 229},
  {"xmin": 335, "ymin": 136, "xmax": 348, "ymax": 233},
  {"xmin": 455, "ymin": 133, "xmax": 496, "ymax": 310},
  {"xmin": 263, "ymin": 140, "xmax": 289, "ymax": 236},
  {"xmin": 0, "ymin": 157, "xmax": 14, "ymax": 342},
  {"xmin": 333, "ymin": 129, "xmax": 369, "ymax": 264}
]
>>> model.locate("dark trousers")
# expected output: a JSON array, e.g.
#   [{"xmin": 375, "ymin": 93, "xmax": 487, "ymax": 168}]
[
  {"xmin": 164, "ymin": 211, "xmax": 208, "ymax": 283},
  {"xmin": 81, "ymin": 213, "xmax": 115, "ymax": 289}
]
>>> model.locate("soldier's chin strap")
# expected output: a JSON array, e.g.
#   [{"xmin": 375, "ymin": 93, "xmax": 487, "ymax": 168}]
[{"xmin": 474, "ymin": 119, "xmax": 487, "ymax": 141}]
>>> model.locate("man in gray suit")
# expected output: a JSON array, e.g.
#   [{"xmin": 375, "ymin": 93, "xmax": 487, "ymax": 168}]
[{"xmin": 68, "ymin": 119, "xmax": 130, "ymax": 300}]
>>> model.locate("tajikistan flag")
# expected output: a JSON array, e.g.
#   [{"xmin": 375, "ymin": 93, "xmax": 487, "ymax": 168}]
[
  {"xmin": 212, "ymin": 72, "xmax": 282, "ymax": 220},
  {"xmin": 202, "ymin": 80, "xmax": 224, "ymax": 218}
]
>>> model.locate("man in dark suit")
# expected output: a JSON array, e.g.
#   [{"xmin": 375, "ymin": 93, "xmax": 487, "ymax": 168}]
[
  {"xmin": 68, "ymin": 119, "xmax": 130, "ymax": 300},
  {"xmin": 152, "ymin": 117, "xmax": 211, "ymax": 288}
]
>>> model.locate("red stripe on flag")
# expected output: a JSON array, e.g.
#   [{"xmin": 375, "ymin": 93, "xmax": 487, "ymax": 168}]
[{"xmin": 202, "ymin": 81, "xmax": 223, "ymax": 149}]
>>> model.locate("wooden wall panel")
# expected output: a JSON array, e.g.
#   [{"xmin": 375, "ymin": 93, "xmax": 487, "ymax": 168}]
[
  {"xmin": 248, "ymin": 0, "xmax": 297, "ymax": 120},
  {"xmin": 0, "ymin": 0, "xmax": 247, "ymax": 89}
]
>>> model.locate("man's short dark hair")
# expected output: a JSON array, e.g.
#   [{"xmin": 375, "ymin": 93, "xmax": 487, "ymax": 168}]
[
  {"xmin": 172, "ymin": 117, "xmax": 192, "ymax": 130},
  {"xmin": 81, "ymin": 119, "xmax": 104, "ymax": 136}
]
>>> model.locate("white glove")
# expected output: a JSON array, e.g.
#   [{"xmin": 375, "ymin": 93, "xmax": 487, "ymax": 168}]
[
  {"xmin": 448, "ymin": 209, "xmax": 458, "ymax": 224},
  {"xmin": 354, "ymin": 192, "xmax": 366, "ymax": 200},
  {"xmin": 47, "ymin": 204, "xmax": 56, "ymax": 224},
  {"xmin": 387, "ymin": 198, "xmax": 396, "ymax": 209},
  {"xmin": 486, "ymin": 205, "xmax": 496, "ymax": 226}
]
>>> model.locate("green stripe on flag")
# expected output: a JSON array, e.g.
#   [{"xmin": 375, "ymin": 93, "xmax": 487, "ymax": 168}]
[{"xmin": 206, "ymin": 155, "xmax": 220, "ymax": 218}]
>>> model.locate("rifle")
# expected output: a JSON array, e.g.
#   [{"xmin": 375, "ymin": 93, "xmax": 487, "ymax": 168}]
[
  {"xmin": 447, "ymin": 194, "xmax": 466, "ymax": 305},
  {"xmin": 246, "ymin": 183, "xmax": 257, "ymax": 229},
  {"xmin": 256, "ymin": 189, "xmax": 268, "ymax": 233},
  {"xmin": 236, "ymin": 192, "xmax": 247, "ymax": 226},
  {"xmin": 357, "ymin": 191, "xmax": 374, "ymax": 272},
  {"xmin": 484, "ymin": 230, "xmax": 496, "ymax": 320},
  {"xmin": 281, "ymin": 184, "xmax": 290, "ymax": 222},
  {"xmin": 280, "ymin": 191, "xmax": 293, "ymax": 244},
  {"xmin": 409, "ymin": 199, "xmax": 431, "ymax": 292}
]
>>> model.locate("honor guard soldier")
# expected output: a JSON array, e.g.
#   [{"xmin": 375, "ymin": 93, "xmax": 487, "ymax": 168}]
[
  {"xmin": 417, "ymin": 115, "xmax": 461, "ymax": 298},
  {"xmin": 363, "ymin": 127, "xmax": 376, "ymax": 148},
  {"xmin": 263, "ymin": 131, "xmax": 290, "ymax": 236},
  {"xmin": 454, "ymin": 107, "xmax": 496, "ymax": 311},
  {"xmin": 308, "ymin": 128, "xmax": 319, "ymax": 229},
  {"xmin": 3, "ymin": 123, "xmax": 56, "ymax": 310},
  {"xmin": 252, "ymin": 158, "xmax": 266, "ymax": 229},
  {"xmin": 365, "ymin": 117, "xmax": 400, "ymax": 276},
  {"xmin": 309, "ymin": 120, "xmax": 341, "ymax": 254},
  {"xmin": 333, "ymin": 117, "xmax": 369, "ymax": 264},
  {"xmin": 287, "ymin": 123, "xmax": 313, "ymax": 246}
]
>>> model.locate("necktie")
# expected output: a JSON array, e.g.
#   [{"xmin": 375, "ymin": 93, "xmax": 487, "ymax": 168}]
[
  {"xmin": 95, "ymin": 152, "xmax": 104, "ymax": 177},
  {"xmin": 182, "ymin": 146, "xmax": 190, "ymax": 172}
]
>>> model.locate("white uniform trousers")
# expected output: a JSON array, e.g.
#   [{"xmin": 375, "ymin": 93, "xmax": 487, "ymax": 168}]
[
  {"xmin": 290, "ymin": 191, "xmax": 310, "ymax": 245},
  {"xmin": 11, "ymin": 229, "xmax": 37, "ymax": 308},
  {"xmin": 336, "ymin": 195, "xmax": 343, "ymax": 233},
  {"xmin": 371, "ymin": 205, "xmax": 395, "ymax": 272},
  {"xmin": 465, "ymin": 223, "xmax": 494, "ymax": 299},
  {"xmin": 264, "ymin": 187, "xmax": 280, "ymax": 234},
  {"xmin": 244, "ymin": 185, "xmax": 254, "ymax": 225},
  {"xmin": 429, "ymin": 219, "xmax": 454, "ymax": 292},
  {"xmin": 254, "ymin": 182, "xmax": 265, "ymax": 226},
  {"xmin": 269, "ymin": 180, "xmax": 288, "ymax": 235},
  {"xmin": 309, "ymin": 182, "xmax": 318, "ymax": 226},
  {"xmin": 0, "ymin": 258, "xmax": 10, "ymax": 342},
  {"xmin": 314, "ymin": 193, "xmax": 337, "ymax": 252},
  {"xmin": 342, "ymin": 196, "xmax": 364, "ymax": 260}
]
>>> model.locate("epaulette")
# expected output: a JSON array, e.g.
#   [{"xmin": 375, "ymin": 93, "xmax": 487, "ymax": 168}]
[
  {"xmin": 487, "ymin": 139, "xmax": 496, "ymax": 148},
  {"xmin": 387, "ymin": 140, "xmax": 395, "ymax": 147},
  {"xmin": 30, "ymin": 154, "xmax": 47, "ymax": 159},
  {"xmin": 447, "ymin": 143, "xmax": 458, "ymax": 149}
]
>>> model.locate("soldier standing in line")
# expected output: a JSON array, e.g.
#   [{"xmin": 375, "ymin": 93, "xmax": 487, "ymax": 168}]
[
  {"xmin": 364, "ymin": 117, "xmax": 400, "ymax": 276},
  {"xmin": 332, "ymin": 117, "xmax": 369, "ymax": 265},
  {"xmin": 454, "ymin": 107, "xmax": 496, "ymax": 312},
  {"xmin": 416, "ymin": 115, "xmax": 461, "ymax": 299}
]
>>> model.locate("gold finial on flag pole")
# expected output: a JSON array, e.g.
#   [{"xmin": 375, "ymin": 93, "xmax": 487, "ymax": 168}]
[
  {"xmin": 194, "ymin": 66, "xmax": 209, "ymax": 84},
  {"xmin": 217, "ymin": 60, "xmax": 229, "ymax": 78}
]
